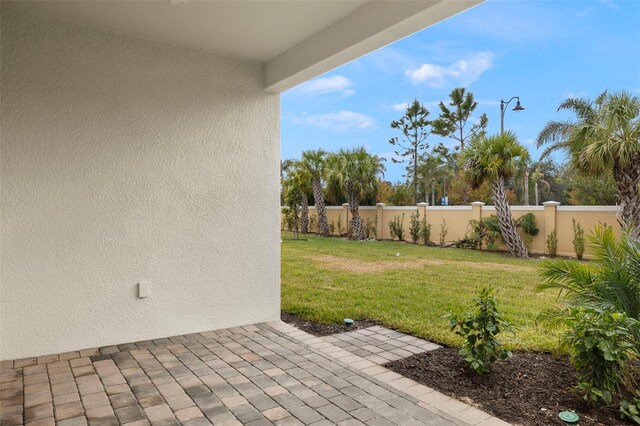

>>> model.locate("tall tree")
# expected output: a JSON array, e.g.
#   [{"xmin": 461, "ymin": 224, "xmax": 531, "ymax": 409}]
[
  {"xmin": 282, "ymin": 160, "xmax": 311, "ymax": 234},
  {"xmin": 418, "ymin": 143, "xmax": 455, "ymax": 206},
  {"xmin": 389, "ymin": 100, "xmax": 432, "ymax": 204},
  {"xmin": 537, "ymin": 90, "xmax": 640, "ymax": 238},
  {"xmin": 464, "ymin": 131, "xmax": 530, "ymax": 258},
  {"xmin": 432, "ymin": 88, "xmax": 488, "ymax": 204},
  {"xmin": 300, "ymin": 150, "xmax": 330, "ymax": 236},
  {"xmin": 327, "ymin": 148, "xmax": 385, "ymax": 240}
]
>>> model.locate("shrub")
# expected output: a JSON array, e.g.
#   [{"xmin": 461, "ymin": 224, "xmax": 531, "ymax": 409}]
[
  {"xmin": 464, "ymin": 216, "xmax": 500, "ymax": 250},
  {"xmin": 621, "ymin": 395, "xmax": 640, "ymax": 425},
  {"xmin": 337, "ymin": 215, "xmax": 344, "ymax": 236},
  {"xmin": 439, "ymin": 219, "xmax": 448, "ymax": 247},
  {"xmin": 483, "ymin": 216, "xmax": 501, "ymax": 250},
  {"xmin": 409, "ymin": 210, "xmax": 421, "ymax": 244},
  {"xmin": 450, "ymin": 288, "xmax": 513, "ymax": 374},
  {"xmin": 309, "ymin": 215, "xmax": 317, "ymax": 232},
  {"xmin": 546, "ymin": 230, "xmax": 558, "ymax": 257},
  {"xmin": 420, "ymin": 217, "xmax": 432, "ymax": 245},
  {"xmin": 329, "ymin": 220, "xmax": 336, "ymax": 235},
  {"xmin": 573, "ymin": 218, "xmax": 585, "ymax": 260},
  {"xmin": 389, "ymin": 214, "xmax": 405, "ymax": 241},
  {"xmin": 562, "ymin": 306, "xmax": 637, "ymax": 405},
  {"xmin": 365, "ymin": 216, "xmax": 377, "ymax": 239},
  {"xmin": 517, "ymin": 213, "xmax": 540, "ymax": 249}
]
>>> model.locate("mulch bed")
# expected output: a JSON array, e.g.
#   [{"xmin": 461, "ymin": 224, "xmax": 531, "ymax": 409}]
[
  {"xmin": 385, "ymin": 348, "xmax": 636, "ymax": 426},
  {"xmin": 281, "ymin": 312, "xmax": 378, "ymax": 336}
]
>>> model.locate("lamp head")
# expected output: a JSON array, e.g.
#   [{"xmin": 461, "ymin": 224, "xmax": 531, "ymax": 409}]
[{"xmin": 513, "ymin": 99, "xmax": 525, "ymax": 111}]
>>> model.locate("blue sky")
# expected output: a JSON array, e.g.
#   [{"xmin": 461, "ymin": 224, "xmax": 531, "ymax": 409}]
[{"xmin": 281, "ymin": 0, "xmax": 640, "ymax": 182}]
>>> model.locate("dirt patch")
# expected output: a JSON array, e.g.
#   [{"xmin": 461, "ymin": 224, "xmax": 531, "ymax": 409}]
[
  {"xmin": 385, "ymin": 348, "xmax": 636, "ymax": 426},
  {"xmin": 281, "ymin": 312, "xmax": 378, "ymax": 336},
  {"xmin": 308, "ymin": 254, "xmax": 536, "ymax": 274}
]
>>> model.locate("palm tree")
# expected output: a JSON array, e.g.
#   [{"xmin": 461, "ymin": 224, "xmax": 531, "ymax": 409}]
[
  {"xmin": 464, "ymin": 131, "xmax": 530, "ymax": 258},
  {"xmin": 300, "ymin": 150, "xmax": 330, "ymax": 236},
  {"xmin": 537, "ymin": 226, "xmax": 640, "ymax": 339},
  {"xmin": 531, "ymin": 164, "xmax": 551, "ymax": 206},
  {"xmin": 327, "ymin": 147, "xmax": 385, "ymax": 240},
  {"xmin": 282, "ymin": 160, "xmax": 311, "ymax": 234},
  {"xmin": 537, "ymin": 90, "xmax": 640, "ymax": 239}
]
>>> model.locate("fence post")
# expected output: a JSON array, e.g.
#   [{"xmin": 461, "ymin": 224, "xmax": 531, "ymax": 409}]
[
  {"xmin": 376, "ymin": 203, "xmax": 385, "ymax": 240},
  {"xmin": 543, "ymin": 201, "xmax": 560, "ymax": 244},
  {"xmin": 342, "ymin": 203, "xmax": 349, "ymax": 237},
  {"xmin": 471, "ymin": 201, "xmax": 485, "ymax": 223}
]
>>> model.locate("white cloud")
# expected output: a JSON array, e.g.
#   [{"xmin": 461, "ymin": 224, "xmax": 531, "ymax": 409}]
[
  {"xmin": 292, "ymin": 75, "xmax": 354, "ymax": 97},
  {"xmin": 294, "ymin": 110, "xmax": 376, "ymax": 132},
  {"xmin": 391, "ymin": 103, "xmax": 409, "ymax": 112},
  {"xmin": 406, "ymin": 52, "xmax": 494, "ymax": 88}
]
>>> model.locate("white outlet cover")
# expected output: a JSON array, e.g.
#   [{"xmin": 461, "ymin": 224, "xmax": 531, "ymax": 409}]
[{"xmin": 138, "ymin": 282, "xmax": 150, "ymax": 298}]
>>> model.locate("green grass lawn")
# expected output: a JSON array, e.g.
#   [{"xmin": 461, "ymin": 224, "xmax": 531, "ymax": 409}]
[{"xmin": 281, "ymin": 235, "xmax": 566, "ymax": 352}]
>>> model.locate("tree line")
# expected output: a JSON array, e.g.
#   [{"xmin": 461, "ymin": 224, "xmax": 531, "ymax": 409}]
[{"xmin": 282, "ymin": 89, "xmax": 640, "ymax": 252}]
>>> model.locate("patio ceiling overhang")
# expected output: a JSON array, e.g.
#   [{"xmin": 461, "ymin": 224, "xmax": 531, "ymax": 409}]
[{"xmin": 3, "ymin": 0, "xmax": 483, "ymax": 93}]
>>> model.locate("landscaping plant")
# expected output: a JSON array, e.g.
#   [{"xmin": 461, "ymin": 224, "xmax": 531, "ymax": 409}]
[
  {"xmin": 450, "ymin": 288, "xmax": 513, "ymax": 374},
  {"xmin": 409, "ymin": 209, "xmax": 421, "ymax": 243},
  {"xmin": 546, "ymin": 230, "xmax": 558, "ymax": 257},
  {"xmin": 389, "ymin": 214, "xmax": 405, "ymax": 241},
  {"xmin": 538, "ymin": 225, "xmax": 640, "ymax": 328},
  {"xmin": 337, "ymin": 215, "xmax": 344, "ymax": 236},
  {"xmin": 562, "ymin": 306, "xmax": 637, "ymax": 405},
  {"xmin": 365, "ymin": 217, "xmax": 377, "ymax": 239},
  {"xmin": 326, "ymin": 147, "xmax": 385, "ymax": 240},
  {"xmin": 573, "ymin": 218, "xmax": 585, "ymax": 260},
  {"xmin": 420, "ymin": 216, "xmax": 432, "ymax": 245},
  {"xmin": 464, "ymin": 131, "xmax": 531, "ymax": 258},
  {"xmin": 537, "ymin": 90, "xmax": 640, "ymax": 239},
  {"xmin": 621, "ymin": 395, "xmax": 640, "ymax": 425},
  {"xmin": 517, "ymin": 212, "xmax": 539, "ymax": 249},
  {"xmin": 463, "ymin": 216, "xmax": 500, "ymax": 250},
  {"xmin": 329, "ymin": 220, "xmax": 336, "ymax": 235},
  {"xmin": 439, "ymin": 219, "xmax": 448, "ymax": 247},
  {"xmin": 300, "ymin": 150, "xmax": 331, "ymax": 236}
]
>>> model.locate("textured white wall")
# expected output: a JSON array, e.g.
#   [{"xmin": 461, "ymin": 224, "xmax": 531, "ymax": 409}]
[{"xmin": 0, "ymin": 7, "xmax": 281, "ymax": 360}]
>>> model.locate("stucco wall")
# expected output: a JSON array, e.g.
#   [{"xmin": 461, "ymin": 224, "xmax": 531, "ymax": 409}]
[
  {"xmin": 1, "ymin": 8, "xmax": 280, "ymax": 360},
  {"xmin": 288, "ymin": 204, "xmax": 621, "ymax": 258}
]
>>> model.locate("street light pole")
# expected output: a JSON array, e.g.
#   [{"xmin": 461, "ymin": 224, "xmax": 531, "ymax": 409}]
[
  {"xmin": 500, "ymin": 96, "xmax": 524, "ymax": 135},
  {"xmin": 500, "ymin": 96, "xmax": 527, "ymax": 204}
]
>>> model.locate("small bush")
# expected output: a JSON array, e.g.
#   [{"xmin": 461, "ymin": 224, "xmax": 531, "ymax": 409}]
[
  {"xmin": 389, "ymin": 214, "xmax": 405, "ymax": 241},
  {"xmin": 439, "ymin": 219, "xmax": 448, "ymax": 247},
  {"xmin": 309, "ymin": 215, "xmax": 317, "ymax": 232},
  {"xmin": 546, "ymin": 230, "xmax": 558, "ymax": 257},
  {"xmin": 464, "ymin": 217, "xmax": 500, "ymax": 250},
  {"xmin": 409, "ymin": 210, "xmax": 421, "ymax": 244},
  {"xmin": 573, "ymin": 218, "xmax": 585, "ymax": 260},
  {"xmin": 483, "ymin": 216, "xmax": 501, "ymax": 250},
  {"xmin": 621, "ymin": 395, "xmax": 640, "ymax": 425},
  {"xmin": 420, "ymin": 217, "xmax": 432, "ymax": 245},
  {"xmin": 329, "ymin": 220, "xmax": 336, "ymax": 235},
  {"xmin": 337, "ymin": 215, "xmax": 344, "ymax": 236},
  {"xmin": 517, "ymin": 213, "xmax": 539, "ymax": 250},
  {"xmin": 365, "ymin": 216, "xmax": 377, "ymax": 239},
  {"xmin": 563, "ymin": 307, "xmax": 637, "ymax": 405},
  {"xmin": 450, "ymin": 288, "xmax": 513, "ymax": 374}
]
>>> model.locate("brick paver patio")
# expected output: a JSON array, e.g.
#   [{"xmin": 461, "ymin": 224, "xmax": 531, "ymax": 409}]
[
  {"xmin": 0, "ymin": 322, "xmax": 510, "ymax": 426},
  {"xmin": 322, "ymin": 326, "xmax": 441, "ymax": 365}
]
